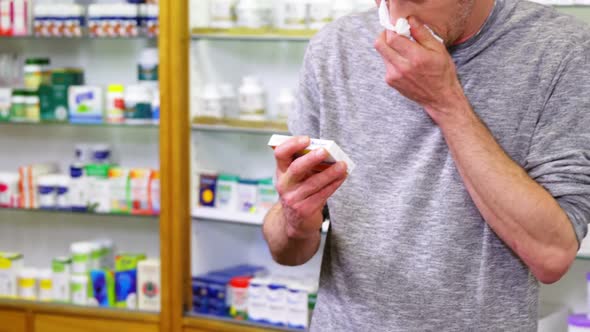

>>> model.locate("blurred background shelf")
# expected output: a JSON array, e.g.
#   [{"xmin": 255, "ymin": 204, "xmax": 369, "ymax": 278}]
[
  {"xmin": 192, "ymin": 208, "xmax": 263, "ymax": 226},
  {"xmin": 0, "ymin": 207, "xmax": 159, "ymax": 220},
  {"xmin": 192, "ymin": 123, "xmax": 288, "ymax": 135},
  {"xmin": 0, "ymin": 299, "xmax": 159, "ymax": 322},
  {"xmin": 184, "ymin": 312, "xmax": 302, "ymax": 332},
  {"xmin": 0, "ymin": 121, "xmax": 158, "ymax": 129},
  {"xmin": 191, "ymin": 28, "xmax": 314, "ymax": 42}
]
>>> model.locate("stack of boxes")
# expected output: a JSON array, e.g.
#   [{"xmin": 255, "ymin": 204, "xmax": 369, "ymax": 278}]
[{"xmin": 193, "ymin": 265, "xmax": 318, "ymax": 330}]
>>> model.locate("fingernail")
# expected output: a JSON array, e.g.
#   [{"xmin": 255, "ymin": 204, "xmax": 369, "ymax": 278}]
[
  {"xmin": 298, "ymin": 136, "xmax": 309, "ymax": 145},
  {"xmin": 336, "ymin": 162, "xmax": 347, "ymax": 172}
]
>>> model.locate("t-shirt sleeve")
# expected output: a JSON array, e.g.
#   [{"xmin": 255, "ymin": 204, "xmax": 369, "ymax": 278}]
[
  {"xmin": 288, "ymin": 42, "xmax": 321, "ymax": 138},
  {"xmin": 524, "ymin": 47, "xmax": 590, "ymax": 246}
]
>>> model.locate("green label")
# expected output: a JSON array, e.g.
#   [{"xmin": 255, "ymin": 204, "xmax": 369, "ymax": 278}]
[
  {"xmin": 72, "ymin": 253, "xmax": 89, "ymax": 263},
  {"xmin": 72, "ymin": 283, "xmax": 83, "ymax": 293},
  {"xmin": 115, "ymin": 254, "xmax": 146, "ymax": 271},
  {"xmin": 138, "ymin": 64, "xmax": 159, "ymax": 82}
]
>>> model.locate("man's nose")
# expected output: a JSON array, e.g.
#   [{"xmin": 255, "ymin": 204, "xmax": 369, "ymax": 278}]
[{"xmin": 387, "ymin": 0, "xmax": 414, "ymax": 22}]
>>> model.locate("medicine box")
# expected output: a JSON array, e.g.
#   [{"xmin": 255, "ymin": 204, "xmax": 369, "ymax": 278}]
[
  {"xmin": 51, "ymin": 256, "xmax": 71, "ymax": 303},
  {"xmin": 0, "ymin": 88, "xmax": 11, "ymax": 121},
  {"xmin": 137, "ymin": 259, "xmax": 161, "ymax": 311},
  {"xmin": 115, "ymin": 253, "xmax": 146, "ymax": 309},
  {"xmin": 90, "ymin": 269, "xmax": 115, "ymax": 307},
  {"xmin": 0, "ymin": 252, "xmax": 24, "ymax": 298},
  {"xmin": 69, "ymin": 86, "xmax": 104, "ymax": 124},
  {"xmin": 268, "ymin": 135, "xmax": 356, "ymax": 174}
]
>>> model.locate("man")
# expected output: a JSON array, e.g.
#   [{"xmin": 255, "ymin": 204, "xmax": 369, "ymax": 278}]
[{"xmin": 263, "ymin": 0, "xmax": 590, "ymax": 330}]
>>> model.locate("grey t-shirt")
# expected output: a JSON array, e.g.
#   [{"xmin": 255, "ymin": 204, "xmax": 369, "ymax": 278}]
[{"xmin": 288, "ymin": 0, "xmax": 590, "ymax": 330}]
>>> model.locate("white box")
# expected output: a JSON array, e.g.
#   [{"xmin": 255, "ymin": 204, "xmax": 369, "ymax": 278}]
[
  {"xmin": 0, "ymin": 252, "xmax": 24, "ymax": 298},
  {"xmin": 268, "ymin": 135, "xmax": 356, "ymax": 174},
  {"xmin": 51, "ymin": 256, "xmax": 71, "ymax": 303},
  {"xmin": 137, "ymin": 259, "xmax": 160, "ymax": 311}
]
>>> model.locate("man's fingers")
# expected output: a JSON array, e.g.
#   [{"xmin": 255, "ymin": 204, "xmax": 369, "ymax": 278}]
[
  {"xmin": 409, "ymin": 16, "xmax": 443, "ymax": 51},
  {"xmin": 299, "ymin": 175, "xmax": 348, "ymax": 213},
  {"xmin": 375, "ymin": 31, "xmax": 410, "ymax": 68},
  {"xmin": 274, "ymin": 136, "xmax": 310, "ymax": 173},
  {"xmin": 284, "ymin": 148, "xmax": 329, "ymax": 183},
  {"xmin": 385, "ymin": 30, "xmax": 417, "ymax": 58},
  {"xmin": 287, "ymin": 162, "xmax": 348, "ymax": 203}
]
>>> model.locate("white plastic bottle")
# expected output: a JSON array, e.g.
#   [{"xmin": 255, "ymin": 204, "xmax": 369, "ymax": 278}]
[
  {"xmin": 239, "ymin": 76, "xmax": 266, "ymax": 122},
  {"xmin": 18, "ymin": 268, "xmax": 38, "ymax": 300},
  {"xmin": 70, "ymin": 242, "xmax": 92, "ymax": 274},
  {"xmin": 209, "ymin": 0, "xmax": 236, "ymax": 29},
  {"xmin": 106, "ymin": 84, "xmax": 125, "ymax": 124},
  {"xmin": 219, "ymin": 83, "xmax": 239, "ymax": 119},
  {"xmin": 308, "ymin": 0, "xmax": 332, "ymax": 30},
  {"xmin": 38, "ymin": 269, "xmax": 53, "ymax": 302},
  {"xmin": 276, "ymin": 88, "xmax": 295, "ymax": 122},
  {"xmin": 199, "ymin": 84, "xmax": 223, "ymax": 119},
  {"xmin": 70, "ymin": 274, "xmax": 89, "ymax": 306},
  {"xmin": 278, "ymin": 0, "xmax": 307, "ymax": 30},
  {"xmin": 138, "ymin": 48, "xmax": 159, "ymax": 88}
]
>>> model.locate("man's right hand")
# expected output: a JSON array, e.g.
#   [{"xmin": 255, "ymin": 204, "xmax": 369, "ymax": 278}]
[{"xmin": 274, "ymin": 136, "xmax": 348, "ymax": 239}]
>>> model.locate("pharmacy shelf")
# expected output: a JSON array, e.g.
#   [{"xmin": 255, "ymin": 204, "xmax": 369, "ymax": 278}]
[
  {"xmin": 0, "ymin": 207, "xmax": 159, "ymax": 220},
  {"xmin": 184, "ymin": 312, "xmax": 303, "ymax": 332},
  {"xmin": 191, "ymin": 28, "xmax": 314, "ymax": 42},
  {"xmin": 0, "ymin": 298, "xmax": 159, "ymax": 322},
  {"xmin": 192, "ymin": 208, "xmax": 263, "ymax": 226},
  {"xmin": 576, "ymin": 254, "xmax": 590, "ymax": 261},
  {"xmin": 191, "ymin": 123, "xmax": 289, "ymax": 135},
  {"xmin": 0, "ymin": 121, "xmax": 158, "ymax": 129},
  {"xmin": 556, "ymin": 5, "xmax": 590, "ymax": 23},
  {"xmin": 193, "ymin": 208, "xmax": 330, "ymax": 233},
  {"xmin": 0, "ymin": 35, "xmax": 157, "ymax": 40}
]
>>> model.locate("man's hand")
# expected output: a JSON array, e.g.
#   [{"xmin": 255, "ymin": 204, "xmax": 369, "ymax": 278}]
[
  {"xmin": 274, "ymin": 136, "xmax": 348, "ymax": 239},
  {"xmin": 374, "ymin": 16, "xmax": 466, "ymax": 120}
]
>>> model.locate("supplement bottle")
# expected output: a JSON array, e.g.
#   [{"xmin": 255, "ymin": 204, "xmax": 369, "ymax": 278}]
[
  {"xmin": 24, "ymin": 58, "xmax": 50, "ymax": 90},
  {"xmin": 18, "ymin": 268, "xmax": 39, "ymax": 300},
  {"xmin": 238, "ymin": 76, "xmax": 266, "ymax": 122},
  {"xmin": 106, "ymin": 84, "xmax": 125, "ymax": 124},
  {"xmin": 209, "ymin": 0, "xmax": 236, "ymax": 29},
  {"xmin": 200, "ymin": 84, "xmax": 223, "ymax": 120},
  {"xmin": 236, "ymin": 0, "xmax": 272, "ymax": 29}
]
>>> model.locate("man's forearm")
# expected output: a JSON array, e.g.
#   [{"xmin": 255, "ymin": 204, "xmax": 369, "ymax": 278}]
[
  {"xmin": 434, "ymin": 97, "xmax": 578, "ymax": 283},
  {"xmin": 263, "ymin": 203, "xmax": 322, "ymax": 266}
]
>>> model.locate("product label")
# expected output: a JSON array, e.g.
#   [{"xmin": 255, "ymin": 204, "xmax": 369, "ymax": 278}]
[
  {"xmin": 72, "ymin": 254, "xmax": 90, "ymax": 274},
  {"xmin": 107, "ymin": 97, "xmax": 125, "ymax": 123},
  {"xmin": 138, "ymin": 64, "xmax": 158, "ymax": 82},
  {"xmin": 71, "ymin": 282, "xmax": 87, "ymax": 305},
  {"xmin": 39, "ymin": 279, "xmax": 52, "ymax": 301},
  {"xmin": 201, "ymin": 99, "xmax": 223, "ymax": 118},
  {"xmin": 52, "ymin": 272, "xmax": 70, "ymax": 302},
  {"xmin": 115, "ymin": 270, "xmax": 138, "ymax": 308},
  {"xmin": 125, "ymin": 102, "xmax": 152, "ymax": 121},
  {"xmin": 239, "ymin": 93, "xmax": 265, "ymax": 117}
]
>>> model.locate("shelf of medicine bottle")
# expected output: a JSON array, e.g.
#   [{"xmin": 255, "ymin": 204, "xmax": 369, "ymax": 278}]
[
  {"xmin": 0, "ymin": 207, "xmax": 159, "ymax": 220},
  {"xmin": 191, "ymin": 123, "xmax": 289, "ymax": 135},
  {"xmin": 191, "ymin": 28, "xmax": 314, "ymax": 42},
  {"xmin": 0, "ymin": 298, "xmax": 159, "ymax": 323},
  {"xmin": 576, "ymin": 254, "xmax": 590, "ymax": 261},
  {"xmin": 184, "ymin": 312, "xmax": 304, "ymax": 332},
  {"xmin": 0, "ymin": 121, "xmax": 159, "ymax": 130},
  {"xmin": 192, "ymin": 208, "xmax": 264, "ymax": 226},
  {"xmin": 193, "ymin": 208, "xmax": 330, "ymax": 233},
  {"xmin": 0, "ymin": 35, "xmax": 157, "ymax": 41}
]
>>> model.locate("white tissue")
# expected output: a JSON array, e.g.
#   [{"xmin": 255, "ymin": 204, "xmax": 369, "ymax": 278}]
[{"xmin": 378, "ymin": 0, "xmax": 444, "ymax": 44}]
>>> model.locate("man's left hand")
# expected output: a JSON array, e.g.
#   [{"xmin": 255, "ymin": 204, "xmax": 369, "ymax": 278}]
[{"xmin": 374, "ymin": 16, "xmax": 467, "ymax": 121}]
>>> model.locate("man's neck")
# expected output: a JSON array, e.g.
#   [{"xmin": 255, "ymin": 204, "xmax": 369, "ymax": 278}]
[{"xmin": 454, "ymin": 0, "xmax": 496, "ymax": 45}]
